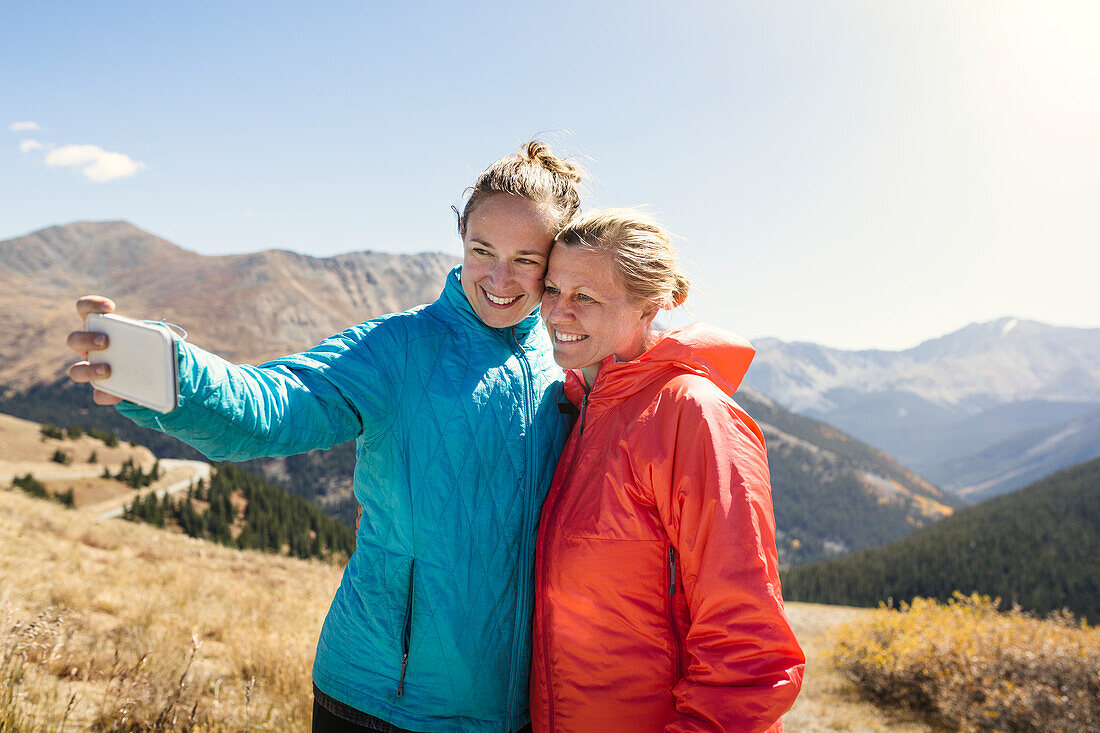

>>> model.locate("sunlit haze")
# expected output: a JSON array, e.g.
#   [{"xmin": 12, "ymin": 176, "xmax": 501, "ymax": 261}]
[{"xmin": 2, "ymin": 1, "xmax": 1096, "ymax": 349}]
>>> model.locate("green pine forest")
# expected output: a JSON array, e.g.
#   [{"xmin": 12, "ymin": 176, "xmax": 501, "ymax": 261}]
[
  {"xmin": 14, "ymin": 410, "xmax": 356, "ymax": 562},
  {"xmin": 781, "ymin": 456, "xmax": 1100, "ymax": 621},
  {"xmin": 0, "ymin": 380, "xmax": 357, "ymax": 523},
  {"xmin": 123, "ymin": 463, "xmax": 355, "ymax": 560}
]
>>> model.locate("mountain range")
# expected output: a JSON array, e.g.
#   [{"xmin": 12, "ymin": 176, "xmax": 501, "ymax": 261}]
[
  {"xmin": 781, "ymin": 455, "xmax": 1100, "ymax": 621},
  {"xmin": 743, "ymin": 318, "xmax": 1100, "ymax": 500},
  {"xmin": 1, "ymin": 221, "xmax": 957, "ymax": 566},
  {"xmin": 0, "ymin": 221, "xmax": 458, "ymax": 390}
]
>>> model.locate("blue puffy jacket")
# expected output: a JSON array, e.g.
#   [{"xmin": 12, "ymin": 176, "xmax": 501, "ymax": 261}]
[{"xmin": 118, "ymin": 266, "xmax": 571, "ymax": 732}]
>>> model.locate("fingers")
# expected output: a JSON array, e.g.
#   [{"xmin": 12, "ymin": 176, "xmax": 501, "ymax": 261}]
[
  {"xmin": 76, "ymin": 295, "xmax": 116, "ymax": 323},
  {"xmin": 93, "ymin": 388, "xmax": 123, "ymax": 406},
  {"xmin": 72, "ymin": 296, "xmax": 120, "ymax": 407},
  {"xmin": 69, "ymin": 360, "xmax": 111, "ymax": 383},
  {"xmin": 67, "ymin": 330, "xmax": 109, "ymax": 355},
  {"xmin": 69, "ymin": 364, "xmax": 122, "ymax": 404}
]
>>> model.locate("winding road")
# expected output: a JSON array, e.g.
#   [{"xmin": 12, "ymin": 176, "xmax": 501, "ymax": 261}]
[{"xmin": 86, "ymin": 458, "xmax": 212, "ymax": 520}]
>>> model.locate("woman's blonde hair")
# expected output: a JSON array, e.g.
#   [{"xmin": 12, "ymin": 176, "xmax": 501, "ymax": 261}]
[
  {"xmin": 555, "ymin": 207, "xmax": 689, "ymax": 310},
  {"xmin": 458, "ymin": 141, "xmax": 585, "ymax": 234}
]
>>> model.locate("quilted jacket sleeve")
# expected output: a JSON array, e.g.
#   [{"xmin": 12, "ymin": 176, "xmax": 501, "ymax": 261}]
[
  {"xmin": 653, "ymin": 380, "xmax": 805, "ymax": 733},
  {"xmin": 117, "ymin": 323, "xmax": 397, "ymax": 462}
]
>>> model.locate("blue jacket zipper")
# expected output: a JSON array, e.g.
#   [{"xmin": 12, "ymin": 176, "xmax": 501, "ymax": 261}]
[
  {"xmin": 397, "ymin": 559, "xmax": 415, "ymax": 697},
  {"xmin": 506, "ymin": 327, "xmax": 536, "ymax": 730}
]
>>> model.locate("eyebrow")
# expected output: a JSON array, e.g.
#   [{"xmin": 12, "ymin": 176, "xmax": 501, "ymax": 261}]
[
  {"xmin": 544, "ymin": 279, "xmax": 606, "ymax": 299},
  {"xmin": 469, "ymin": 239, "xmax": 546, "ymax": 257}
]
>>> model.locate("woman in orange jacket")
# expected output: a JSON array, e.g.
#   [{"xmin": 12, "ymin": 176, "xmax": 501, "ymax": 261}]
[{"xmin": 531, "ymin": 209, "xmax": 805, "ymax": 732}]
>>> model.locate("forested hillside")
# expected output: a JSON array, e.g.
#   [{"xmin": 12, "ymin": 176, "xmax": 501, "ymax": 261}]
[
  {"xmin": 2, "ymin": 378, "xmax": 957, "ymax": 565},
  {"xmin": 735, "ymin": 389, "xmax": 956, "ymax": 565},
  {"xmin": 4, "ymin": 411, "xmax": 356, "ymax": 562},
  {"xmin": 0, "ymin": 381, "xmax": 362, "ymax": 522},
  {"xmin": 122, "ymin": 463, "xmax": 355, "ymax": 560},
  {"xmin": 781, "ymin": 457, "xmax": 1100, "ymax": 620}
]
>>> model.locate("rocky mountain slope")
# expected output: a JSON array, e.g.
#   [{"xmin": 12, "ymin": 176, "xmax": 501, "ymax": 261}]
[
  {"xmin": 2, "ymin": 220, "xmax": 956, "ymax": 566},
  {"xmin": 0, "ymin": 221, "xmax": 458, "ymax": 389},
  {"xmin": 743, "ymin": 318, "xmax": 1100, "ymax": 499},
  {"xmin": 735, "ymin": 388, "xmax": 955, "ymax": 565}
]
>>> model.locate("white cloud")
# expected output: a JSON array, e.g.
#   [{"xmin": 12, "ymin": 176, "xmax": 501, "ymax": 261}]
[
  {"xmin": 19, "ymin": 139, "xmax": 43, "ymax": 153},
  {"xmin": 9, "ymin": 121, "xmax": 41, "ymax": 132},
  {"xmin": 45, "ymin": 144, "xmax": 146, "ymax": 183}
]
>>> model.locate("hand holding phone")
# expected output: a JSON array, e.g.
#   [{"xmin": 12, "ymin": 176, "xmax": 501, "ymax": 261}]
[{"xmin": 85, "ymin": 313, "xmax": 179, "ymax": 413}]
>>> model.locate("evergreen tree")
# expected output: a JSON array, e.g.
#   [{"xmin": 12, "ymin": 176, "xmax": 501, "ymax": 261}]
[{"xmin": 782, "ymin": 457, "xmax": 1100, "ymax": 621}]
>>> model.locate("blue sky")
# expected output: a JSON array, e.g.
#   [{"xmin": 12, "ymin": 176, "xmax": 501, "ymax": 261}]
[{"xmin": 3, "ymin": 1, "xmax": 1097, "ymax": 349}]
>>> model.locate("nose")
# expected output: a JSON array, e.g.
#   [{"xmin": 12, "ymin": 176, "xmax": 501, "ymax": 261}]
[
  {"xmin": 486, "ymin": 260, "xmax": 513, "ymax": 291},
  {"xmin": 545, "ymin": 296, "xmax": 573, "ymax": 325}
]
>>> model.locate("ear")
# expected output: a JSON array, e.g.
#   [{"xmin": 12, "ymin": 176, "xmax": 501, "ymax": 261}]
[{"xmin": 640, "ymin": 305, "xmax": 660, "ymax": 329}]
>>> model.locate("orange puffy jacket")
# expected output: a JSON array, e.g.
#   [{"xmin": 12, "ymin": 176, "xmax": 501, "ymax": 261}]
[{"xmin": 531, "ymin": 324, "xmax": 804, "ymax": 732}]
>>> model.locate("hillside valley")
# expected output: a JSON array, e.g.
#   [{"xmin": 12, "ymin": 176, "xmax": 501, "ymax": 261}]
[
  {"xmin": 1, "ymin": 221, "xmax": 958, "ymax": 566},
  {"xmin": 0, "ymin": 380, "xmax": 956, "ymax": 568},
  {"xmin": 782, "ymin": 455, "xmax": 1100, "ymax": 621},
  {"xmin": 0, "ymin": 412, "xmax": 354, "ymax": 562}
]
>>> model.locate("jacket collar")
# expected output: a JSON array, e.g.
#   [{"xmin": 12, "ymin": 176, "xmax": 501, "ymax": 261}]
[
  {"xmin": 563, "ymin": 322, "xmax": 755, "ymax": 407},
  {"xmin": 437, "ymin": 265, "xmax": 545, "ymax": 341}
]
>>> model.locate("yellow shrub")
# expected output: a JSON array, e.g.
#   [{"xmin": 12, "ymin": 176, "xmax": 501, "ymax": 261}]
[{"xmin": 829, "ymin": 592, "xmax": 1100, "ymax": 732}]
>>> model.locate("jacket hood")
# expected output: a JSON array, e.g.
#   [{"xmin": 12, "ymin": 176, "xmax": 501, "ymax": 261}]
[
  {"xmin": 438, "ymin": 265, "xmax": 544, "ymax": 340},
  {"xmin": 564, "ymin": 322, "xmax": 755, "ymax": 407}
]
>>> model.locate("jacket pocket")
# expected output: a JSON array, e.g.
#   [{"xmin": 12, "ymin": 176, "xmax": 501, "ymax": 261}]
[
  {"xmin": 397, "ymin": 559, "xmax": 415, "ymax": 697},
  {"xmin": 667, "ymin": 546, "xmax": 685, "ymax": 684}
]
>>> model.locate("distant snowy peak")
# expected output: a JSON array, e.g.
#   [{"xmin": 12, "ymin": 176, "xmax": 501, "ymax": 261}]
[{"xmin": 746, "ymin": 318, "xmax": 1100, "ymax": 414}]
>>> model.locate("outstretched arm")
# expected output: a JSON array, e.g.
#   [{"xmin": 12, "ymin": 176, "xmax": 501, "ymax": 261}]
[{"xmin": 67, "ymin": 295, "xmax": 387, "ymax": 462}]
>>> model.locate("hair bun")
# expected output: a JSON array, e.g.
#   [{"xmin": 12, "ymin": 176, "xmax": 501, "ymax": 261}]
[
  {"xmin": 459, "ymin": 140, "xmax": 586, "ymax": 234},
  {"xmin": 521, "ymin": 141, "xmax": 584, "ymax": 183}
]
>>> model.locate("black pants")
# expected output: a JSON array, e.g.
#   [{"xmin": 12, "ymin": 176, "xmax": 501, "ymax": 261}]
[
  {"xmin": 312, "ymin": 698, "xmax": 415, "ymax": 732},
  {"xmin": 311, "ymin": 696, "xmax": 532, "ymax": 733}
]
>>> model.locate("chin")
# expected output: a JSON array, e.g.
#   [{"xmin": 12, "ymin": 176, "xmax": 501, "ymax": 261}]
[
  {"xmin": 480, "ymin": 307, "xmax": 526, "ymax": 329},
  {"xmin": 550, "ymin": 350, "xmax": 581, "ymax": 371}
]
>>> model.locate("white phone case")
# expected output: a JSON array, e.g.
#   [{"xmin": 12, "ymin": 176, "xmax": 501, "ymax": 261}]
[{"xmin": 87, "ymin": 313, "xmax": 179, "ymax": 414}]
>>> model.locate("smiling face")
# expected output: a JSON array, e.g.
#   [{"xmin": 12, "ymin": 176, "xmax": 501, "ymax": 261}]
[
  {"xmin": 460, "ymin": 193, "xmax": 556, "ymax": 329},
  {"xmin": 542, "ymin": 245, "xmax": 657, "ymax": 387}
]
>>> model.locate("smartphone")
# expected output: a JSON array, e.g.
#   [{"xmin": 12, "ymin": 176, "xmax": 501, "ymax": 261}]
[{"xmin": 86, "ymin": 313, "xmax": 179, "ymax": 413}]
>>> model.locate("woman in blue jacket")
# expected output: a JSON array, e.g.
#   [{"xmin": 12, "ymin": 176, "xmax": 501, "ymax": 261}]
[{"xmin": 67, "ymin": 142, "xmax": 583, "ymax": 733}]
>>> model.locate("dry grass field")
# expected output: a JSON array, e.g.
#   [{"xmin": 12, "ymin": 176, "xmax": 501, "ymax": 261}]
[
  {"xmin": 0, "ymin": 481, "xmax": 943, "ymax": 732},
  {"xmin": 0, "ymin": 411, "xmax": 947, "ymax": 732},
  {"xmin": 0, "ymin": 413, "xmax": 155, "ymax": 472},
  {"xmin": 782, "ymin": 603, "xmax": 938, "ymax": 732},
  {"xmin": 0, "ymin": 413, "xmax": 156, "ymax": 508},
  {"xmin": 1, "ymin": 488, "xmax": 341, "ymax": 731}
]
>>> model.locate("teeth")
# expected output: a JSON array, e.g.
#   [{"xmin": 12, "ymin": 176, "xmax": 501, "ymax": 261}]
[
  {"xmin": 556, "ymin": 333, "xmax": 588, "ymax": 343},
  {"xmin": 485, "ymin": 291, "xmax": 521, "ymax": 306}
]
